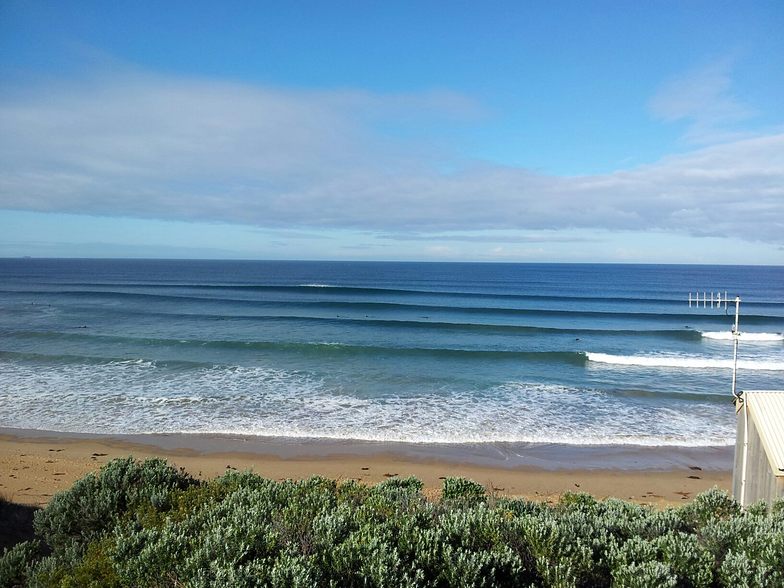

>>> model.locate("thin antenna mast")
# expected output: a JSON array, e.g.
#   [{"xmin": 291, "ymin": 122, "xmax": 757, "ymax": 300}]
[
  {"xmin": 687, "ymin": 290, "xmax": 742, "ymax": 396},
  {"xmin": 688, "ymin": 291, "xmax": 747, "ymax": 505},
  {"xmin": 731, "ymin": 296, "xmax": 741, "ymax": 399},
  {"xmin": 729, "ymin": 296, "xmax": 749, "ymax": 507}
]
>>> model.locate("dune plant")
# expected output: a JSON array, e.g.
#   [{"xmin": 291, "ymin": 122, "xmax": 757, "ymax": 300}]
[{"xmin": 1, "ymin": 458, "xmax": 782, "ymax": 587}]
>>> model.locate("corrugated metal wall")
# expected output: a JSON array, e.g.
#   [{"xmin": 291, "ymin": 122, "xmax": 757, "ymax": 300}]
[{"xmin": 732, "ymin": 392, "xmax": 784, "ymax": 507}]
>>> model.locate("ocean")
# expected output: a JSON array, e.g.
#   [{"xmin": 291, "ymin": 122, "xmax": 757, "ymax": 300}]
[{"xmin": 1, "ymin": 259, "xmax": 782, "ymax": 448}]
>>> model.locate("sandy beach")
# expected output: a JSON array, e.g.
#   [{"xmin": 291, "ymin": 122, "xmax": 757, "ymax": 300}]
[{"xmin": 0, "ymin": 428, "xmax": 732, "ymax": 508}]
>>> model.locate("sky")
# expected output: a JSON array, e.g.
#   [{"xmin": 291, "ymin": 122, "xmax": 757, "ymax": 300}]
[{"xmin": 0, "ymin": 1, "xmax": 783, "ymax": 263}]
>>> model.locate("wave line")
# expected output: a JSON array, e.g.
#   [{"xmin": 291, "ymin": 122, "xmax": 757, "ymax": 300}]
[{"xmin": 587, "ymin": 352, "xmax": 784, "ymax": 371}]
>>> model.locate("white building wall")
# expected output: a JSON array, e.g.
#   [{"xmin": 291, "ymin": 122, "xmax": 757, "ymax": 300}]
[{"xmin": 732, "ymin": 391, "xmax": 784, "ymax": 507}]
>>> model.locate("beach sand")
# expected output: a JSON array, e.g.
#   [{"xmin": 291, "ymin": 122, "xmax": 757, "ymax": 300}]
[{"xmin": 0, "ymin": 429, "xmax": 731, "ymax": 508}]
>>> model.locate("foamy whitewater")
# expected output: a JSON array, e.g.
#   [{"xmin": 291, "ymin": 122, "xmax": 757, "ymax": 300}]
[{"xmin": 1, "ymin": 260, "xmax": 783, "ymax": 447}]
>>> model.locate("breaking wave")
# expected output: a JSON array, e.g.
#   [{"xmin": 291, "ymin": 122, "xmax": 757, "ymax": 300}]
[
  {"xmin": 701, "ymin": 331, "xmax": 784, "ymax": 342},
  {"xmin": 586, "ymin": 352, "xmax": 784, "ymax": 371}
]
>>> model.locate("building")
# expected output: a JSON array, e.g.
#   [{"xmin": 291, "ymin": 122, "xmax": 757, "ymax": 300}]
[{"xmin": 733, "ymin": 390, "xmax": 784, "ymax": 507}]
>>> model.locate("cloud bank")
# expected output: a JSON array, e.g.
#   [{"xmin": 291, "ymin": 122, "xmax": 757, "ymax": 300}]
[{"xmin": 1, "ymin": 71, "xmax": 782, "ymax": 244}]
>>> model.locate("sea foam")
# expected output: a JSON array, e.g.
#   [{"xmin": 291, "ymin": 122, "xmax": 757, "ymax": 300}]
[
  {"xmin": 701, "ymin": 331, "xmax": 784, "ymax": 342},
  {"xmin": 586, "ymin": 352, "xmax": 784, "ymax": 371},
  {"xmin": 0, "ymin": 358, "xmax": 733, "ymax": 447}
]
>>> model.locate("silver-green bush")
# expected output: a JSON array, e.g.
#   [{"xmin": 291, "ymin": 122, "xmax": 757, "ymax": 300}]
[{"xmin": 2, "ymin": 459, "xmax": 783, "ymax": 587}]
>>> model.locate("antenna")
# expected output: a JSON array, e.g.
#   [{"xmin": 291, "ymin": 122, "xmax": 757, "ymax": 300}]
[
  {"xmin": 730, "ymin": 296, "xmax": 741, "ymax": 399},
  {"xmin": 689, "ymin": 291, "xmax": 748, "ymax": 505},
  {"xmin": 687, "ymin": 290, "xmax": 741, "ymax": 397},
  {"xmin": 728, "ymin": 296, "xmax": 748, "ymax": 508}
]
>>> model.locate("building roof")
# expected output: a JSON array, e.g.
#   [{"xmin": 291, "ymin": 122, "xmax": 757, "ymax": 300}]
[{"xmin": 744, "ymin": 390, "xmax": 784, "ymax": 476}]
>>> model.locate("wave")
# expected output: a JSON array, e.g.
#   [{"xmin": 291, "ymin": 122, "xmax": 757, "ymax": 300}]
[
  {"xmin": 9, "ymin": 289, "xmax": 784, "ymax": 324},
  {"xmin": 6, "ymin": 329, "xmax": 780, "ymax": 371},
  {"xmin": 0, "ymin": 283, "xmax": 692, "ymax": 303},
  {"xmin": 6, "ymin": 283, "xmax": 784, "ymax": 320},
  {"xmin": 9, "ymin": 281, "xmax": 784, "ymax": 308},
  {"xmin": 9, "ymin": 321, "xmax": 704, "ymax": 342},
  {"xmin": 0, "ymin": 339, "xmax": 588, "ymax": 364},
  {"xmin": 0, "ymin": 350, "xmax": 212, "ymax": 369},
  {"xmin": 7, "ymin": 342, "xmax": 781, "ymax": 373},
  {"xmin": 586, "ymin": 352, "xmax": 784, "ymax": 371},
  {"xmin": 0, "ymin": 362, "xmax": 734, "ymax": 446},
  {"xmin": 701, "ymin": 331, "xmax": 784, "ymax": 342},
  {"xmin": 608, "ymin": 388, "xmax": 727, "ymax": 402}
]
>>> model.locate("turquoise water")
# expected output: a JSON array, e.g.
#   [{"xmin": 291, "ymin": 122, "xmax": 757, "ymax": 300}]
[{"xmin": 1, "ymin": 259, "xmax": 782, "ymax": 446}]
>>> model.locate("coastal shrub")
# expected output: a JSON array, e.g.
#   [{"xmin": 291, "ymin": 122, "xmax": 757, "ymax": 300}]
[
  {"xmin": 29, "ymin": 538, "xmax": 121, "ymax": 588},
  {"xmin": 33, "ymin": 457, "xmax": 196, "ymax": 553},
  {"xmin": 8, "ymin": 457, "xmax": 784, "ymax": 587},
  {"xmin": 680, "ymin": 486, "xmax": 740, "ymax": 529},
  {"xmin": 0, "ymin": 540, "xmax": 41, "ymax": 588},
  {"xmin": 441, "ymin": 477, "xmax": 486, "ymax": 505},
  {"xmin": 374, "ymin": 475, "xmax": 424, "ymax": 497}
]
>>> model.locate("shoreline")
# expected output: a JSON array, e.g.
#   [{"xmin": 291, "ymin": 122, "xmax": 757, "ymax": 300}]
[
  {"xmin": 0, "ymin": 427, "xmax": 732, "ymax": 507},
  {"xmin": 1, "ymin": 427, "xmax": 734, "ymax": 470}
]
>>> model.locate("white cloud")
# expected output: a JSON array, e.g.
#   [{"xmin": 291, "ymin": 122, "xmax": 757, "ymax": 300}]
[
  {"xmin": 648, "ymin": 58, "xmax": 756, "ymax": 144},
  {"xmin": 1, "ymin": 70, "xmax": 782, "ymax": 245}
]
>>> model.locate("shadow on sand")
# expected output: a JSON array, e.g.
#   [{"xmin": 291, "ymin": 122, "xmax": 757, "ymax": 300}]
[{"xmin": 0, "ymin": 496, "xmax": 38, "ymax": 552}]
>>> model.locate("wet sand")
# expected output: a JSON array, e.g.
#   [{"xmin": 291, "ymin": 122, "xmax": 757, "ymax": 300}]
[{"xmin": 0, "ymin": 428, "xmax": 732, "ymax": 507}]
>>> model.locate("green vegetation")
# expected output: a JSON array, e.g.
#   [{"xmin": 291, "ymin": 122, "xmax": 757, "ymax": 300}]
[{"xmin": 1, "ymin": 458, "xmax": 783, "ymax": 587}]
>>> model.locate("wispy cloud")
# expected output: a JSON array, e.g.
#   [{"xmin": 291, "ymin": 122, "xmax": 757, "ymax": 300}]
[
  {"xmin": 648, "ymin": 57, "xmax": 756, "ymax": 144},
  {"xmin": 1, "ymin": 69, "xmax": 782, "ymax": 245},
  {"xmin": 0, "ymin": 239, "xmax": 254, "ymax": 259},
  {"xmin": 377, "ymin": 232, "xmax": 605, "ymax": 244}
]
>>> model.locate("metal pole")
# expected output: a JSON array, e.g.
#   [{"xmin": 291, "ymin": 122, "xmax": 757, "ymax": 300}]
[
  {"xmin": 729, "ymin": 295, "xmax": 748, "ymax": 506},
  {"xmin": 731, "ymin": 296, "xmax": 740, "ymax": 398},
  {"xmin": 740, "ymin": 393, "xmax": 749, "ymax": 507}
]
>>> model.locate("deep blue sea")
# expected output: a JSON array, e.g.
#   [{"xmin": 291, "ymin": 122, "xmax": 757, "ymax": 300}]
[{"xmin": 1, "ymin": 259, "xmax": 782, "ymax": 447}]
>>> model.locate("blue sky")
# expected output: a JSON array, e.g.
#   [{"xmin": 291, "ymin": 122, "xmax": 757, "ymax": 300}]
[{"xmin": 1, "ymin": 1, "xmax": 782, "ymax": 263}]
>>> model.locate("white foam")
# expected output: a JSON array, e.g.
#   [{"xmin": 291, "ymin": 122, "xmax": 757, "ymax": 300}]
[
  {"xmin": 136, "ymin": 396, "xmax": 205, "ymax": 405},
  {"xmin": 701, "ymin": 331, "xmax": 784, "ymax": 342},
  {"xmin": 108, "ymin": 358, "xmax": 156, "ymax": 368},
  {"xmin": 0, "ymin": 359, "xmax": 734, "ymax": 447},
  {"xmin": 586, "ymin": 352, "xmax": 784, "ymax": 371},
  {"xmin": 299, "ymin": 283, "xmax": 335, "ymax": 288}
]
